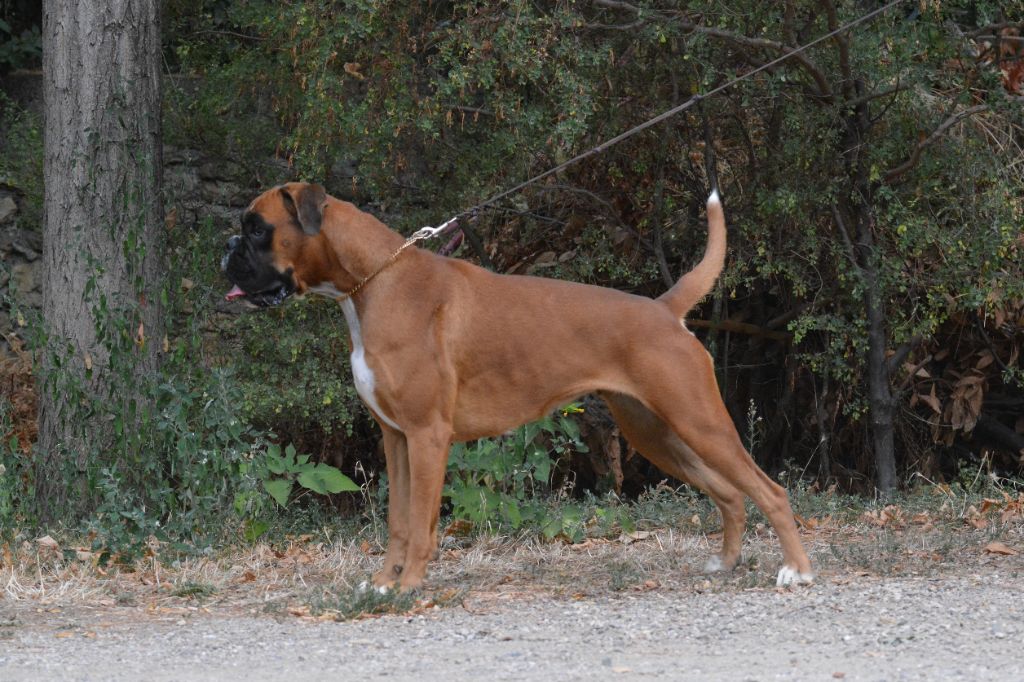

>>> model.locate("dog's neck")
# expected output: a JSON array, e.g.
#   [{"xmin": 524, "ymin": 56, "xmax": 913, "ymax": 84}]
[{"xmin": 306, "ymin": 200, "xmax": 407, "ymax": 294}]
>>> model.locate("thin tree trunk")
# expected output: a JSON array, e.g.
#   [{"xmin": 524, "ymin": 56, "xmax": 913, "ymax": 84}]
[
  {"xmin": 858, "ymin": 219, "xmax": 898, "ymax": 496},
  {"xmin": 36, "ymin": 0, "xmax": 164, "ymax": 521},
  {"xmin": 838, "ymin": 71, "xmax": 899, "ymax": 497}
]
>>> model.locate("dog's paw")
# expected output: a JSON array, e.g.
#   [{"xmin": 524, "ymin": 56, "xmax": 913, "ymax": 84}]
[
  {"xmin": 357, "ymin": 580, "xmax": 392, "ymax": 595},
  {"xmin": 775, "ymin": 565, "xmax": 814, "ymax": 587}
]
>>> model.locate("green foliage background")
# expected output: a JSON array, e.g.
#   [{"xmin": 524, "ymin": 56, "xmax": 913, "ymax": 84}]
[
  {"xmin": 1, "ymin": 0, "xmax": 1022, "ymax": 549},
  {"xmin": 164, "ymin": 0, "xmax": 1024, "ymax": 479}
]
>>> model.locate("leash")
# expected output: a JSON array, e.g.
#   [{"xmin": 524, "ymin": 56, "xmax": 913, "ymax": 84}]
[{"xmin": 411, "ymin": 0, "xmax": 909, "ymax": 243}]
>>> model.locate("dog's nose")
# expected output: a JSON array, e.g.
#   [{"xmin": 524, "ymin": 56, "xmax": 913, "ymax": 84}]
[{"xmin": 225, "ymin": 235, "xmax": 241, "ymax": 251}]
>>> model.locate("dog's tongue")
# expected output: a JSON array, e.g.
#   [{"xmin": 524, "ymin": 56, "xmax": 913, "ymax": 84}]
[{"xmin": 225, "ymin": 285, "xmax": 247, "ymax": 301}]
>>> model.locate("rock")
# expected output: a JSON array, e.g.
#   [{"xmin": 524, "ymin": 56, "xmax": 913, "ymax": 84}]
[
  {"xmin": 0, "ymin": 196, "xmax": 17, "ymax": 224},
  {"xmin": 201, "ymin": 179, "xmax": 249, "ymax": 207},
  {"xmin": 10, "ymin": 262, "xmax": 36, "ymax": 293},
  {"xmin": 10, "ymin": 262, "xmax": 41, "ymax": 308},
  {"xmin": 10, "ymin": 240, "xmax": 38, "ymax": 262},
  {"xmin": 199, "ymin": 158, "xmax": 245, "ymax": 182}
]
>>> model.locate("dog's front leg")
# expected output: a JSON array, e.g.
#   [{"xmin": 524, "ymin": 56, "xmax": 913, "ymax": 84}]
[
  {"xmin": 373, "ymin": 426, "xmax": 410, "ymax": 589},
  {"xmin": 397, "ymin": 423, "xmax": 452, "ymax": 591}
]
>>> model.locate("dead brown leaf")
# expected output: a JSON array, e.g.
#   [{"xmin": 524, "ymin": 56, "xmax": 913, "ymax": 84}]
[
  {"xmin": 983, "ymin": 541, "xmax": 1018, "ymax": 556},
  {"xmin": 618, "ymin": 530, "xmax": 654, "ymax": 544}
]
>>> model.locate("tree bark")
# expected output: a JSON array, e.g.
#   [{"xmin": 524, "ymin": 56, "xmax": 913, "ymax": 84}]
[
  {"xmin": 859, "ymin": 221, "xmax": 898, "ymax": 496},
  {"xmin": 36, "ymin": 0, "xmax": 164, "ymax": 520}
]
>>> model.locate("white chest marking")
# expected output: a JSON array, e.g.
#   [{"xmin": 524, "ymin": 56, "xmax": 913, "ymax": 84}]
[{"xmin": 339, "ymin": 297, "xmax": 401, "ymax": 431}]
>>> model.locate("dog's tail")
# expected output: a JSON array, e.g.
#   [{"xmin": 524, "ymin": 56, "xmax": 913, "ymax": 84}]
[{"xmin": 657, "ymin": 190, "xmax": 726, "ymax": 320}]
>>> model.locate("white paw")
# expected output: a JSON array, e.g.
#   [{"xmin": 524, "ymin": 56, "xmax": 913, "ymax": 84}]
[
  {"xmin": 703, "ymin": 555, "xmax": 726, "ymax": 573},
  {"xmin": 357, "ymin": 580, "xmax": 391, "ymax": 595},
  {"xmin": 776, "ymin": 565, "xmax": 814, "ymax": 587}
]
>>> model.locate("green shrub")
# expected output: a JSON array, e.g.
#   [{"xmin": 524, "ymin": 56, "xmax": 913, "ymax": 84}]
[{"xmin": 445, "ymin": 405, "xmax": 634, "ymax": 541}]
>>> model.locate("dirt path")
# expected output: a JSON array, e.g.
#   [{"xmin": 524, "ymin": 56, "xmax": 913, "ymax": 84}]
[
  {"xmin": 3, "ymin": 570, "xmax": 1021, "ymax": 681},
  {"xmin": 3, "ymin": 506, "xmax": 1023, "ymax": 681}
]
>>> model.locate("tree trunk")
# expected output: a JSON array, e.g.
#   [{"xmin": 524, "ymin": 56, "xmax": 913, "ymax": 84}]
[
  {"xmin": 36, "ymin": 0, "xmax": 164, "ymax": 521},
  {"xmin": 859, "ymin": 224, "xmax": 898, "ymax": 496}
]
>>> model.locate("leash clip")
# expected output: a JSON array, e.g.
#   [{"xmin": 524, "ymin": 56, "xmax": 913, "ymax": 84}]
[{"xmin": 410, "ymin": 216, "xmax": 460, "ymax": 242}]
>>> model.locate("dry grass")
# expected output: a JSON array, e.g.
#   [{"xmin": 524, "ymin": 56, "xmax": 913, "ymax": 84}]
[{"xmin": 2, "ymin": 487, "xmax": 1022, "ymax": 628}]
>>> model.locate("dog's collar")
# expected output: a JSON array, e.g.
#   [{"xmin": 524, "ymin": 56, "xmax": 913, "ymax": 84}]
[
  {"xmin": 343, "ymin": 236, "xmax": 419, "ymax": 298},
  {"xmin": 335, "ymin": 218, "xmax": 460, "ymax": 299}
]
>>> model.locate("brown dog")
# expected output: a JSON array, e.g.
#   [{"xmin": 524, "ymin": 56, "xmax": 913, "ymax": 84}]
[{"xmin": 221, "ymin": 182, "xmax": 813, "ymax": 591}]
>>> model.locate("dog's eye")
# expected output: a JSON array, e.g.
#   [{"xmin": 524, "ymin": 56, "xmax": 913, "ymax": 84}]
[{"xmin": 250, "ymin": 227, "xmax": 265, "ymax": 239}]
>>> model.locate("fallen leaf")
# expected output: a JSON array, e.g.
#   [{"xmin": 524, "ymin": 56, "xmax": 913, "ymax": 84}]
[
  {"xmin": 919, "ymin": 388, "xmax": 942, "ymax": 414},
  {"xmin": 618, "ymin": 530, "xmax": 654, "ymax": 544},
  {"xmin": 980, "ymin": 498, "xmax": 1001, "ymax": 514},
  {"xmin": 444, "ymin": 519, "xmax": 474, "ymax": 537},
  {"xmin": 795, "ymin": 515, "xmax": 821, "ymax": 529},
  {"xmin": 35, "ymin": 535, "xmax": 60, "ymax": 556},
  {"xmin": 36, "ymin": 535, "xmax": 59, "ymax": 549},
  {"xmin": 983, "ymin": 541, "xmax": 1018, "ymax": 556}
]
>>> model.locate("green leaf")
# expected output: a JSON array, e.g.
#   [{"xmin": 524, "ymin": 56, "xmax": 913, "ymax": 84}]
[
  {"xmin": 243, "ymin": 519, "xmax": 269, "ymax": 542},
  {"xmin": 297, "ymin": 464, "xmax": 359, "ymax": 495},
  {"xmin": 263, "ymin": 478, "xmax": 293, "ymax": 507},
  {"xmin": 266, "ymin": 452, "xmax": 287, "ymax": 475}
]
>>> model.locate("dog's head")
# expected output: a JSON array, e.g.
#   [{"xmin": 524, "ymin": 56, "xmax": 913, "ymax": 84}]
[{"xmin": 221, "ymin": 182, "xmax": 326, "ymax": 307}]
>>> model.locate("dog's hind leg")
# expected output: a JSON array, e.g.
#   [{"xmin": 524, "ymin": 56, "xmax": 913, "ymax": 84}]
[
  {"xmin": 627, "ymin": 338, "xmax": 813, "ymax": 585},
  {"xmin": 634, "ymin": 346, "xmax": 811, "ymax": 585},
  {"xmin": 600, "ymin": 391, "xmax": 746, "ymax": 573}
]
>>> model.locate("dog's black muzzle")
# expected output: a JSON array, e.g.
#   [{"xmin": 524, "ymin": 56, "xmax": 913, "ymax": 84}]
[{"xmin": 221, "ymin": 235, "xmax": 295, "ymax": 307}]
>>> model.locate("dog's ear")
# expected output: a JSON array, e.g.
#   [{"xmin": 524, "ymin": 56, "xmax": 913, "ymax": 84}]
[{"xmin": 280, "ymin": 183, "xmax": 326, "ymax": 235}]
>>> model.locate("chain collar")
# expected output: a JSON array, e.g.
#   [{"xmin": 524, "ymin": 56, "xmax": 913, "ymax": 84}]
[{"xmin": 341, "ymin": 217, "xmax": 460, "ymax": 299}]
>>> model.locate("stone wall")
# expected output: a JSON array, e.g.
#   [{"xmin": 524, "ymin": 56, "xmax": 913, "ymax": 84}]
[
  {"xmin": 0, "ymin": 190, "xmax": 39, "ymax": 347},
  {"xmin": 0, "ymin": 145, "xmax": 280, "ymax": 353},
  {"xmin": 0, "ymin": 72, "xmax": 367, "ymax": 353}
]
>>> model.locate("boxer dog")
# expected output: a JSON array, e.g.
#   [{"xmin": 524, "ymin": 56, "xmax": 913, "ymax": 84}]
[{"xmin": 222, "ymin": 182, "xmax": 813, "ymax": 591}]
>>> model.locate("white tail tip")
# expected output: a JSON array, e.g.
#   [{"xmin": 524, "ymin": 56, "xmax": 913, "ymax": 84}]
[{"xmin": 708, "ymin": 189, "xmax": 721, "ymax": 205}]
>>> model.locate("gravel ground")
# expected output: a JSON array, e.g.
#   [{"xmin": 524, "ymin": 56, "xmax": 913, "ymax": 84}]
[{"xmin": 2, "ymin": 571, "xmax": 1021, "ymax": 681}]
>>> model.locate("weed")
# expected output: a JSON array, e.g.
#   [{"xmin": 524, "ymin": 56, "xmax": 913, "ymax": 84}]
[
  {"xmin": 443, "ymin": 404, "xmax": 638, "ymax": 542},
  {"xmin": 307, "ymin": 585, "xmax": 418, "ymax": 621},
  {"xmin": 606, "ymin": 558, "xmax": 642, "ymax": 591},
  {"xmin": 171, "ymin": 581, "xmax": 216, "ymax": 600}
]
